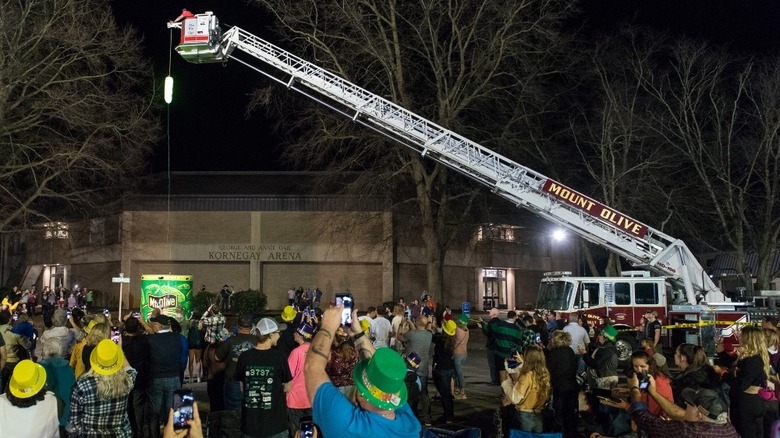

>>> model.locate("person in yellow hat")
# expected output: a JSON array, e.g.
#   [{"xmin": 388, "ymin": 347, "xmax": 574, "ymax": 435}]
[
  {"xmin": 431, "ymin": 319, "xmax": 458, "ymax": 423},
  {"xmin": 0, "ymin": 359, "xmax": 59, "ymax": 437},
  {"xmin": 69, "ymin": 339, "xmax": 136, "ymax": 437}
]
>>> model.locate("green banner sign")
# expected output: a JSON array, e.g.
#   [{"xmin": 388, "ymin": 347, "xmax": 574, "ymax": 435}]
[{"xmin": 140, "ymin": 275, "xmax": 193, "ymax": 321}]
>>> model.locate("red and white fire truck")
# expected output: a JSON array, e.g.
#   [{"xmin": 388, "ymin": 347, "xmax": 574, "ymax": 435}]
[{"xmin": 167, "ymin": 11, "xmax": 776, "ymax": 361}]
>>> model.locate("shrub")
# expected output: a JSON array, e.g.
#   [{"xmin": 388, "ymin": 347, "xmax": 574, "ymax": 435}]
[
  {"xmin": 191, "ymin": 291, "xmax": 217, "ymax": 315},
  {"xmin": 230, "ymin": 289, "xmax": 267, "ymax": 319}
]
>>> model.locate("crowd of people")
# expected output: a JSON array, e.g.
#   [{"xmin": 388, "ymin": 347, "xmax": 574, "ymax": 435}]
[
  {"xmin": 4, "ymin": 281, "xmax": 780, "ymax": 438},
  {"xmin": 479, "ymin": 308, "xmax": 780, "ymax": 438}
]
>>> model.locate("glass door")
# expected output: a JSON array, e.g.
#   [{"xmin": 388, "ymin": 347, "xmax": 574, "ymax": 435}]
[{"xmin": 482, "ymin": 268, "xmax": 507, "ymax": 309}]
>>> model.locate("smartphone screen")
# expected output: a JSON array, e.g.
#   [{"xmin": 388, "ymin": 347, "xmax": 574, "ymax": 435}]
[
  {"xmin": 173, "ymin": 389, "xmax": 194, "ymax": 430},
  {"xmin": 110, "ymin": 326, "xmax": 120, "ymax": 344},
  {"xmin": 309, "ymin": 309, "xmax": 316, "ymax": 318},
  {"xmin": 535, "ymin": 333, "xmax": 541, "ymax": 344},
  {"xmin": 639, "ymin": 380, "xmax": 649, "ymax": 390},
  {"xmin": 300, "ymin": 420, "xmax": 315, "ymax": 438},
  {"xmin": 335, "ymin": 293, "xmax": 353, "ymax": 326}
]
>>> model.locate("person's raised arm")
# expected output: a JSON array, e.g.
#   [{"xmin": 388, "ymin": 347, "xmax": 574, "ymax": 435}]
[
  {"xmin": 305, "ymin": 306, "xmax": 341, "ymax": 403},
  {"xmin": 350, "ymin": 309, "xmax": 376, "ymax": 360},
  {"xmin": 645, "ymin": 375, "xmax": 685, "ymax": 420}
]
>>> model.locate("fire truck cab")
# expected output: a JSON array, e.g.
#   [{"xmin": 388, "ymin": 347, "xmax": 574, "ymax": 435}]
[{"xmin": 537, "ymin": 271, "xmax": 670, "ymax": 362}]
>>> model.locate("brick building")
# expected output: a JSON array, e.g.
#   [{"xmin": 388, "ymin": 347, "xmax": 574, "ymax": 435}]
[{"xmin": 1, "ymin": 172, "xmax": 577, "ymax": 311}]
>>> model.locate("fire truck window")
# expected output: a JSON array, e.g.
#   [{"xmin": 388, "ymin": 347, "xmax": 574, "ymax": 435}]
[
  {"xmin": 634, "ymin": 282, "xmax": 659, "ymax": 305},
  {"xmin": 614, "ymin": 282, "xmax": 631, "ymax": 305},
  {"xmin": 583, "ymin": 283, "xmax": 600, "ymax": 306}
]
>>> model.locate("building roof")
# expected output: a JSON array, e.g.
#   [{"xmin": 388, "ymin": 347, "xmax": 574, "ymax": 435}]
[
  {"xmin": 708, "ymin": 251, "xmax": 780, "ymax": 278},
  {"xmin": 124, "ymin": 171, "xmax": 389, "ymax": 212}
]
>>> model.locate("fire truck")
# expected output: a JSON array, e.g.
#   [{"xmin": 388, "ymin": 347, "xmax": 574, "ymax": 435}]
[{"xmin": 166, "ymin": 11, "xmax": 775, "ymax": 361}]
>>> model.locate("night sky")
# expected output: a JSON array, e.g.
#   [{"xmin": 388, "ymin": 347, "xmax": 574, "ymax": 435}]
[
  {"xmin": 111, "ymin": 1, "xmax": 279, "ymax": 173},
  {"xmin": 111, "ymin": 1, "xmax": 780, "ymax": 173}
]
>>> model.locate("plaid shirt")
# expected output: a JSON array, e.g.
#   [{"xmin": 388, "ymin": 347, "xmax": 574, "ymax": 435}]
[
  {"xmin": 629, "ymin": 401, "xmax": 740, "ymax": 438},
  {"xmin": 68, "ymin": 367, "xmax": 137, "ymax": 437},
  {"xmin": 200, "ymin": 312, "xmax": 226, "ymax": 344}
]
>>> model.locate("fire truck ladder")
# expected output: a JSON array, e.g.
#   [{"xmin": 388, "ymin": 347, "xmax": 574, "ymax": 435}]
[{"xmin": 168, "ymin": 13, "xmax": 722, "ymax": 304}]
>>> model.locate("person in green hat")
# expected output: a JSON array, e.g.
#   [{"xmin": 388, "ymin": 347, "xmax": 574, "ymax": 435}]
[
  {"xmin": 584, "ymin": 325, "xmax": 619, "ymax": 389},
  {"xmin": 305, "ymin": 306, "xmax": 421, "ymax": 438},
  {"xmin": 453, "ymin": 314, "xmax": 470, "ymax": 400},
  {"xmin": 583, "ymin": 325, "xmax": 620, "ymax": 433}
]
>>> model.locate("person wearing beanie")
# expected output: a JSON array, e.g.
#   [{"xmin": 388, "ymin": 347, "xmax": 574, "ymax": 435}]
[{"xmin": 304, "ymin": 306, "xmax": 421, "ymax": 438}]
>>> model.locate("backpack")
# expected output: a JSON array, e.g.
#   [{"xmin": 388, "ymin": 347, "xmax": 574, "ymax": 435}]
[{"xmin": 404, "ymin": 369, "xmax": 421, "ymax": 403}]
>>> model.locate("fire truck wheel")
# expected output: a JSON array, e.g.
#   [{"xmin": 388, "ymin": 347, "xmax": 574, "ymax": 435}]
[{"xmin": 615, "ymin": 334, "xmax": 637, "ymax": 364}]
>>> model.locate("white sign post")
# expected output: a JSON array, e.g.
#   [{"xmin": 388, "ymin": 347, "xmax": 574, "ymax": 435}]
[{"xmin": 112, "ymin": 273, "xmax": 130, "ymax": 320}]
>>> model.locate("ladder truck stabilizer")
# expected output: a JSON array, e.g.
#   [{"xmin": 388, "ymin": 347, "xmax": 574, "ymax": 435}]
[{"xmin": 167, "ymin": 12, "xmax": 725, "ymax": 306}]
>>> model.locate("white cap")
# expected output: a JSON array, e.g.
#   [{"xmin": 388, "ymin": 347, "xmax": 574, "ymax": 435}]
[{"xmin": 252, "ymin": 317, "xmax": 287, "ymax": 336}]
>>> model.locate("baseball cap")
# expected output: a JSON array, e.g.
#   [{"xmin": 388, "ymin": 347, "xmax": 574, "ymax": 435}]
[
  {"xmin": 150, "ymin": 314, "xmax": 173, "ymax": 326},
  {"xmin": 238, "ymin": 313, "xmax": 254, "ymax": 327},
  {"xmin": 681, "ymin": 387, "xmax": 727, "ymax": 420},
  {"xmin": 253, "ymin": 317, "xmax": 287, "ymax": 336}
]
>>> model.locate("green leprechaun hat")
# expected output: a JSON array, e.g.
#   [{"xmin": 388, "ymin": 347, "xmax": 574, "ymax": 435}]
[{"xmin": 353, "ymin": 347, "xmax": 408, "ymax": 410}]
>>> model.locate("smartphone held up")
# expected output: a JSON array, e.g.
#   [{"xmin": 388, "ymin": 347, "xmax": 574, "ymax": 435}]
[
  {"xmin": 334, "ymin": 293, "xmax": 353, "ymax": 327},
  {"xmin": 110, "ymin": 326, "xmax": 120, "ymax": 344},
  {"xmin": 173, "ymin": 389, "xmax": 194, "ymax": 430}
]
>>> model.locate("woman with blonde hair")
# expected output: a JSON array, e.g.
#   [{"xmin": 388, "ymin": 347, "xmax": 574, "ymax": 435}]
[
  {"xmin": 69, "ymin": 339, "xmax": 136, "ymax": 437},
  {"xmin": 762, "ymin": 327, "xmax": 780, "ymax": 436},
  {"xmin": 453, "ymin": 314, "xmax": 470, "ymax": 400},
  {"xmin": 725, "ymin": 326, "xmax": 769, "ymax": 438},
  {"xmin": 79, "ymin": 322, "xmax": 110, "ymax": 375},
  {"xmin": 547, "ymin": 330, "xmax": 578, "ymax": 437},
  {"xmin": 502, "ymin": 345, "xmax": 551, "ymax": 433},
  {"xmin": 390, "ymin": 304, "xmax": 406, "ymax": 352}
]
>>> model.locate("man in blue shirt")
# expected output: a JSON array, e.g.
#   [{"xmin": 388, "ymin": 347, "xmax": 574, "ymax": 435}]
[{"xmin": 305, "ymin": 306, "xmax": 421, "ymax": 438}]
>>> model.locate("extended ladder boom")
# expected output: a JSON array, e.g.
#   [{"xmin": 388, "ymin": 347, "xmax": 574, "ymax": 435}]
[{"xmin": 167, "ymin": 12, "xmax": 723, "ymax": 304}]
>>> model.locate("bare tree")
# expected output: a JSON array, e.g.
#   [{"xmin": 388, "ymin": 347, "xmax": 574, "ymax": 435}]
[
  {"xmin": 248, "ymin": 0, "xmax": 574, "ymax": 301},
  {"xmin": 568, "ymin": 29, "xmax": 685, "ymax": 276},
  {"xmin": 0, "ymin": 0, "xmax": 160, "ymax": 231},
  {"xmin": 640, "ymin": 40, "xmax": 780, "ymax": 292}
]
